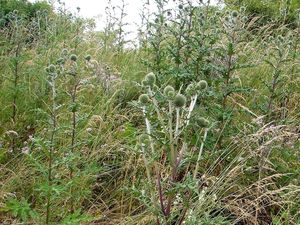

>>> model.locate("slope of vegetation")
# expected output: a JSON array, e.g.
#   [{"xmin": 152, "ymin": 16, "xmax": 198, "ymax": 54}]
[{"xmin": 0, "ymin": 0, "xmax": 299, "ymax": 224}]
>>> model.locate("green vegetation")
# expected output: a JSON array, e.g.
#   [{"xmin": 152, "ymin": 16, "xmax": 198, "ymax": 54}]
[
  {"xmin": 225, "ymin": 0, "xmax": 300, "ymax": 25},
  {"xmin": 0, "ymin": 0, "xmax": 299, "ymax": 224}
]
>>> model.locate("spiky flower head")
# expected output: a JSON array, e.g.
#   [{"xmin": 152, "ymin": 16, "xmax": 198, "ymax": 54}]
[
  {"xmin": 139, "ymin": 94, "xmax": 150, "ymax": 105},
  {"xmin": 164, "ymin": 85, "xmax": 175, "ymax": 96},
  {"xmin": 56, "ymin": 57, "xmax": 65, "ymax": 65},
  {"xmin": 61, "ymin": 48, "xmax": 68, "ymax": 56},
  {"xmin": 70, "ymin": 54, "xmax": 77, "ymax": 62},
  {"xmin": 145, "ymin": 72, "xmax": 156, "ymax": 86},
  {"xmin": 85, "ymin": 55, "xmax": 91, "ymax": 61},
  {"xmin": 197, "ymin": 80, "xmax": 208, "ymax": 91},
  {"xmin": 196, "ymin": 117, "xmax": 210, "ymax": 128},
  {"xmin": 49, "ymin": 64, "xmax": 56, "ymax": 73},
  {"xmin": 174, "ymin": 94, "xmax": 186, "ymax": 108},
  {"xmin": 277, "ymin": 35, "xmax": 284, "ymax": 43},
  {"xmin": 142, "ymin": 79, "xmax": 149, "ymax": 86},
  {"xmin": 232, "ymin": 11, "xmax": 238, "ymax": 18}
]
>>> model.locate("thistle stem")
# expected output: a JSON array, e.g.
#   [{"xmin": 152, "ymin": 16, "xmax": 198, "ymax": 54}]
[
  {"xmin": 193, "ymin": 128, "xmax": 208, "ymax": 179},
  {"xmin": 46, "ymin": 73, "xmax": 57, "ymax": 225}
]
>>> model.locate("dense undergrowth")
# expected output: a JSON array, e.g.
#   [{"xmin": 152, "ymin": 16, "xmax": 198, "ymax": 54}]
[{"xmin": 0, "ymin": 0, "xmax": 299, "ymax": 224}]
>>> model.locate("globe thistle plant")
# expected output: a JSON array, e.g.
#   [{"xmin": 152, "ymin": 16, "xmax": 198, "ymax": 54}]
[{"xmin": 135, "ymin": 72, "xmax": 210, "ymax": 224}]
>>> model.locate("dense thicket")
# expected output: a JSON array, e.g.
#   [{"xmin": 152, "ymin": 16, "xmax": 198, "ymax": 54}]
[{"xmin": 0, "ymin": 0, "xmax": 299, "ymax": 224}]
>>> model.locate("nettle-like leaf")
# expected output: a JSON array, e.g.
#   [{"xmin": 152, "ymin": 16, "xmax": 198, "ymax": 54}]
[{"xmin": 2, "ymin": 197, "xmax": 38, "ymax": 222}]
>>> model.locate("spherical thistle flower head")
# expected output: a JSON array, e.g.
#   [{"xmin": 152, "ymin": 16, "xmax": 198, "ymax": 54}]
[
  {"xmin": 232, "ymin": 10, "xmax": 238, "ymax": 18},
  {"xmin": 139, "ymin": 94, "xmax": 150, "ymax": 105},
  {"xmin": 56, "ymin": 57, "xmax": 65, "ymax": 65},
  {"xmin": 197, "ymin": 80, "xmax": 208, "ymax": 91},
  {"xmin": 85, "ymin": 54, "xmax": 91, "ymax": 61},
  {"xmin": 196, "ymin": 117, "xmax": 210, "ymax": 128},
  {"xmin": 167, "ymin": 90, "xmax": 175, "ymax": 99},
  {"xmin": 174, "ymin": 94, "xmax": 186, "ymax": 108},
  {"xmin": 178, "ymin": 4, "xmax": 183, "ymax": 10},
  {"xmin": 145, "ymin": 72, "xmax": 156, "ymax": 86},
  {"xmin": 277, "ymin": 35, "xmax": 284, "ymax": 43},
  {"xmin": 70, "ymin": 54, "xmax": 78, "ymax": 62},
  {"xmin": 61, "ymin": 48, "xmax": 68, "ymax": 56},
  {"xmin": 142, "ymin": 79, "xmax": 149, "ymax": 86},
  {"xmin": 164, "ymin": 85, "xmax": 175, "ymax": 96},
  {"xmin": 49, "ymin": 64, "xmax": 56, "ymax": 73}
]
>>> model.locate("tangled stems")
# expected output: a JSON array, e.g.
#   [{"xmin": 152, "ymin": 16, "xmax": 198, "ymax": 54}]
[
  {"xmin": 193, "ymin": 128, "xmax": 208, "ymax": 179},
  {"xmin": 138, "ymin": 73, "xmax": 209, "ymax": 224}
]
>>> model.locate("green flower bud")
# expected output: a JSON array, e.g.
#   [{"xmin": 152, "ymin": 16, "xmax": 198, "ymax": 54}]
[
  {"xmin": 167, "ymin": 90, "xmax": 175, "ymax": 99},
  {"xmin": 139, "ymin": 94, "xmax": 150, "ymax": 105},
  {"xmin": 48, "ymin": 64, "xmax": 56, "ymax": 73},
  {"xmin": 196, "ymin": 117, "xmax": 210, "ymax": 128},
  {"xmin": 277, "ymin": 35, "xmax": 284, "ymax": 42},
  {"xmin": 197, "ymin": 80, "xmax": 208, "ymax": 91},
  {"xmin": 142, "ymin": 79, "xmax": 149, "ymax": 86},
  {"xmin": 85, "ymin": 55, "xmax": 91, "ymax": 61},
  {"xmin": 61, "ymin": 48, "xmax": 68, "ymax": 56},
  {"xmin": 145, "ymin": 72, "xmax": 156, "ymax": 85},
  {"xmin": 56, "ymin": 57, "xmax": 65, "ymax": 65},
  {"xmin": 174, "ymin": 94, "xmax": 186, "ymax": 108},
  {"xmin": 164, "ymin": 85, "xmax": 175, "ymax": 96},
  {"xmin": 232, "ymin": 10, "xmax": 238, "ymax": 17},
  {"xmin": 70, "ymin": 54, "xmax": 77, "ymax": 61}
]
